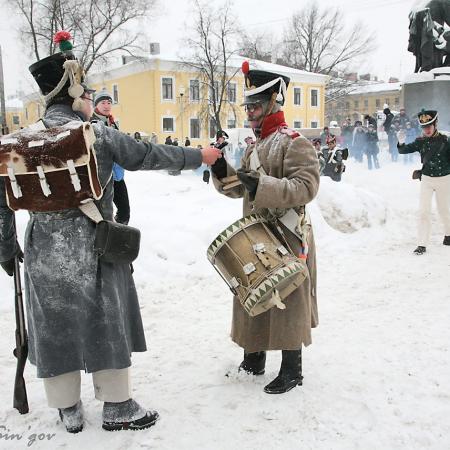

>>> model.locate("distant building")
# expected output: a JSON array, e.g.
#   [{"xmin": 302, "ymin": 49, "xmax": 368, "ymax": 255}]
[{"xmin": 326, "ymin": 81, "xmax": 402, "ymax": 125}]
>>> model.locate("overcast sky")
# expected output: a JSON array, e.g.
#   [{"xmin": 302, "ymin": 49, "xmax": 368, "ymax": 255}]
[{"xmin": 0, "ymin": 0, "xmax": 417, "ymax": 98}]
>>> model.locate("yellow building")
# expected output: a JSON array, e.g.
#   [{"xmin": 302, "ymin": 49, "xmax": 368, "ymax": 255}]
[
  {"xmin": 86, "ymin": 55, "xmax": 328, "ymax": 145},
  {"xmin": 16, "ymin": 56, "xmax": 327, "ymax": 142},
  {"xmin": 327, "ymin": 82, "xmax": 402, "ymax": 125},
  {"xmin": 3, "ymin": 98, "xmax": 25, "ymax": 133}
]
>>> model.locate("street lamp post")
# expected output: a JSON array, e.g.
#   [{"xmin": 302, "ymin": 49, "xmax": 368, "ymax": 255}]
[{"xmin": 179, "ymin": 86, "xmax": 185, "ymax": 143}]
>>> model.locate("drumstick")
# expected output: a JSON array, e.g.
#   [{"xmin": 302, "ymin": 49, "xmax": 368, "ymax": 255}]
[
  {"xmin": 221, "ymin": 175, "xmax": 239, "ymax": 183},
  {"xmin": 223, "ymin": 180, "xmax": 242, "ymax": 191}
]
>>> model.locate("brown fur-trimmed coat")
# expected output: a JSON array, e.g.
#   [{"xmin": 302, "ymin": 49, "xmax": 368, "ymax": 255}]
[{"xmin": 213, "ymin": 128, "xmax": 320, "ymax": 352}]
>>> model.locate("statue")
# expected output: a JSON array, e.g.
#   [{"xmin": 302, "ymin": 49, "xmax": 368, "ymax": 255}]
[{"xmin": 408, "ymin": 0, "xmax": 450, "ymax": 72}]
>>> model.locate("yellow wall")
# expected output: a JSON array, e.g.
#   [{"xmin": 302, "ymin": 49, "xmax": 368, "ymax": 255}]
[{"xmin": 5, "ymin": 109, "xmax": 25, "ymax": 133}]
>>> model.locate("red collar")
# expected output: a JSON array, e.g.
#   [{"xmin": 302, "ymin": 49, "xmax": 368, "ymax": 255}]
[{"xmin": 260, "ymin": 111, "xmax": 287, "ymax": 139}]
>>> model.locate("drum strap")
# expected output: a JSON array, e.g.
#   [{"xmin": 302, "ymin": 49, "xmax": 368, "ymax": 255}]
[{"xmin": 249, "ymin": 144, "xmax": 310, "ymax": 257}]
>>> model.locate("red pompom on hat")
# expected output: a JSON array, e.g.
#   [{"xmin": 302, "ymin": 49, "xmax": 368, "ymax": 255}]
[
  {"xmin": 242, "ymin": 60, "xmax": 250, "ymax": 75},
  {"xmin": 53, "ymin": 31, "xmax": 73, "ymax": 51}
]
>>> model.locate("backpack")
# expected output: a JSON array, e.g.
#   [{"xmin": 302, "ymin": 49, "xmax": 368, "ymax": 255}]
[{"xmin": 0, "ymin": 120, "xmax": 102, "ymax": 212}]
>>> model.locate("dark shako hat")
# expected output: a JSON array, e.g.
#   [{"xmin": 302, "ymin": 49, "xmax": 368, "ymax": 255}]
[
  {"xmin": 417, "ymin": 109, "xmax": 438, "ymax": 126},
  {"xmin": 216, "ymin": 130, "xmax": 229, "ymax": 140},
  {"xmin": 29, "ymin": 31, "xmax": 93, "ymax": 109},
  {"xmin": 241, "ymin": 60, "xmax": 290, "ymax": 106}
]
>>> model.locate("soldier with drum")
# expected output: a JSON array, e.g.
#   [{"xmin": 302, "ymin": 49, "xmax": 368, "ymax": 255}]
[{"xmin": 210, "ymin": 61, "xmax": 320, "ymax": 394}]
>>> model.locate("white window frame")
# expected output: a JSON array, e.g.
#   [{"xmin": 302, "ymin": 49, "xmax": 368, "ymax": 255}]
[
  {"xmin": 161, "ymin": 76, "xmax": 175, "ymax": 103},
  {"xmin": 293, "ymin": 87, "xmax": 303, "ymax": 106},
  {"xmin": 310, "ymin": 120, "xmax": 319, "ymax": 129},
  {"xmin": 112, "ymin": 84, "xmax": 119, "ymax": 104},
  {"xmin": 293, "ymin": 120, "xmax": 302, "ymax": 129},
  {"xmin": 162, "ymin": 116, "xmax": 175, "ymax": 133},
  {"xmin": 189, "ymin": 117, "xmax": 200, "ymax": 139},
  {"xmin": 189, "ymin": 79, "xmax": 200, "ymax": 103},
  {"xmin": 227, "ymin": 82, "xmax": 237, "ymax": 104},
  {"xmin": 309, "ymin": 88, "xmax": 320, "ymax": 108}
]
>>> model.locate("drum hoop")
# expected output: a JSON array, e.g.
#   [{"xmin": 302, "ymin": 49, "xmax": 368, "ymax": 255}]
[
  {"xmin": 243, "ymin": 259, "xmax": 306, "ymax": 311},
  {"xmin": 206, "ymin": 214, "xmax": 266, "ymax": 261}
]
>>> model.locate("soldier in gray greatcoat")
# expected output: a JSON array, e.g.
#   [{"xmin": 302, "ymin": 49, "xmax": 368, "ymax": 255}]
[{"xmin": 0, "ymin": 32, "xmax": 220, "ymax": 433}]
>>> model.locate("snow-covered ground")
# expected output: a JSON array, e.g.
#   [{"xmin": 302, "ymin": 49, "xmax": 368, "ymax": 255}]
[{"xmin": 0, "ymin": 149, "xmax": 449, "ymax": 450}]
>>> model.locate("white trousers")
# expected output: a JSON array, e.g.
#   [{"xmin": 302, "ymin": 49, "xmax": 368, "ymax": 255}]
[
  {"xmin": 43, "ymin": 368, "xmax": 131, "ymax": 408},
  {"xmin": 418, "ymin": 174, "xmax": 450, "ymax": 246}
]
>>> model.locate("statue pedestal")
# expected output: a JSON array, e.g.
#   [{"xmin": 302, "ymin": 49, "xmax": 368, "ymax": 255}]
[{"xmin": 403, "ymin": 68, "xmax": 450, "ymax": 130}]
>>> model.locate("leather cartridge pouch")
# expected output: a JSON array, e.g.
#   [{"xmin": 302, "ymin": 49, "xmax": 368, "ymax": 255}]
[
  {"xmin": 94, "ymin": 220, "xmax": 141, "ymax": 264},
  {"xmin": 412, "ymin": 169, "xmax": 422, "ymax": 180}
]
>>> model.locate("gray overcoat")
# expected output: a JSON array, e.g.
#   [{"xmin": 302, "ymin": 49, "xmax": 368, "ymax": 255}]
[
  {"xmin": 0, "ymin": 104, "xmax": 202, "ymax": 378},
  {"xmin": 213, "ymin": 129, "xmax": 320, "ymax": 352}
]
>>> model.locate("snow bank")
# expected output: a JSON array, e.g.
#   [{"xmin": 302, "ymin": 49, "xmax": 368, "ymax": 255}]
[{"xmin": 314, "ymin": 176, "xmax": 387, "ymax": 233}]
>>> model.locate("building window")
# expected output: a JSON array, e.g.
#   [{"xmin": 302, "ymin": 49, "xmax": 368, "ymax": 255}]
[
  {"xmin": 311, "ymin": 121, "xmax": 318, "ymax": 128},
  {"xmin": 227, "ymin": 83, "xmax": 236, "ymax": 103},
  {"xmin": 243, "ymin": 120, "xmax": 250, "ymax": 128},
  {"xmin": 364, "ymin": 99, "xmax": 368, "ymax": 108},
  {"xmin": 385, "ymin": 98, "xmax": 389, "ymax": 106},
  {"xmin": 227, "ymin": 118, "xmax": 236, "ymax": 129},
  {"xmin": 345, "ymin": 101, "xmax": 350, "ymax": 110},
  {"xmin": 209, "ymin": 118, "xmax": 217, "ymax": 139},
  {"xmin": 294, "ymin": 88, "xmax": 302, "ymax": 106},
  {"xmin": 162, "ymin": 117, "xmax": 174, "ymax": 132},
  {"xmin": 12, "ymin": 115, "xmax": 20, "ymax": 125},
  {"xmin": 162, "ymin": 78, "xmax": 173, "ymax": 100},
  {"xmin": 25, "ymin": 108, "xmax": 28, "ymax": 120},
  {"xmin": 190, "ymin": 118, "xmax": 200, "ymax": 138},
  {"xmin": 394, "ymin": 97, "xmax": 399, "ymax": 106},
  {"xmin": 113, "ymin": 84, "xmax": 119, "ymax": 104},
  {"xmin": 354, "ymin": 100, "xmax": 359, "ymax": 109},
  {"xmin": 190, "ymin": 80, "xmax": 200, "ymax": 102},
  {"xmin": 209, "ymin": 81, "xmax": 219, "ymax": 102},
  {"xmin": 293, "ymin": 120, "xmax": 302, "ymax": 129},
  {"xmin": 310, "ymin": 89, "xmax": 318, "ymax": 107},
  {"xmin": 376, "ymin": 99, "xmax": 381, "ymax": 108}
]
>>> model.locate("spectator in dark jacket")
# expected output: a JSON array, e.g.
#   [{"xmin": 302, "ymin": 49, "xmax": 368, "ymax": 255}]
[
  {"xmin": 383, "ymin": 107, "xmax": 394, "ymax": 133},
  {"xmin": 185, "ymin": 137, "xmax": 191, "ymax": 146},
  {"xmin": 395, "ymin": 107, "xmax": 410, "ymax": 128},
  {"xmin": 165, "ymin": 136, "xmax": 173, "ymax": 145},
  {"xmin": 365, "ymin": 124, "xmax": 380, "ymax": 170}
]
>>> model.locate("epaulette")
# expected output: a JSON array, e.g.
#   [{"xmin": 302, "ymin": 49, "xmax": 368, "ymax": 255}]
[{"xmin": 278, "ymin": 126, "xmax": 301, "ymax": 139}]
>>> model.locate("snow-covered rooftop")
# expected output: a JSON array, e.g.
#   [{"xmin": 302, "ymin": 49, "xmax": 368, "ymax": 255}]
[
  {"xmin": 88, "ymin": 54, "xmax": 328, "ymax": 85},
  {"xmin": 348, "ymin": 82, "xmax": 401, "ymax": 95},
  {"xmin": 6, "ymin": 98, "xmax": 23, "ymax": 109}
]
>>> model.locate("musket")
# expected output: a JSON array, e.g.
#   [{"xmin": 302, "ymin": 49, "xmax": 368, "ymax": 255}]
[{"xmin": 13, "ymin": 255, "xmax": 29, "ymax": 414}]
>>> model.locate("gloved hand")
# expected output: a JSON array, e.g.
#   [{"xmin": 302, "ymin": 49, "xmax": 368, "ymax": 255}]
[
  {"xmin": 210, "ymin": 153, "xmax": 227, "ymax": 179},
  {"xmin": 236, "ymin": 169, "xmax": 260, "ymax": 199},
  {"xmin": 0, "ymin": 248, "xmax": 24, "ymax": 277}
]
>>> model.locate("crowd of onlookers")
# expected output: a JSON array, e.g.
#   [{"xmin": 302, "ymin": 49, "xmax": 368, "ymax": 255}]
[{"xmin": 315, "ymin": 107, "xmax": 420, "ymax": 173}]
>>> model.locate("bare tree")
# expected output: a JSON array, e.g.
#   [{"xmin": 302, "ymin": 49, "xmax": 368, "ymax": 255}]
[
  {"xmin": 281, "ymin": 2, "xmax": 375, "ymax": 76},
  {"xmin": 239, "ymin": 31, "xmax": 274, "ymax": 63},
  {"xmin": 181, "ymin": 0, "xmax": 241, "ymax": 133},
  {"xmin": 11, "ymin": 0, "xmax": 157, "ymax": 73}
]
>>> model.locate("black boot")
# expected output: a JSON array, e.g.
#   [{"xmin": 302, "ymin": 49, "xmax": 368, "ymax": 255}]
[
  {"xmin": 102, "ymin": 399, "xmax": 159, "ymax": 431},
  {"xmin": 238, "ymin": 351, "xmax": 266, "ymax": 375},
  {"xmin": 58, "ymin": 400, "xmax": 84, "ymax": 433},
  {"xmin": 443, "ymin": 236, "xmax": 450, "ymax": 246},
  {"xmin": 264, "ymin": 349, "xmax": 303, "ymax": 394},
  {"xmin": 413, "ymin": 246, "xmax": 426, "ymax": 255}
]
